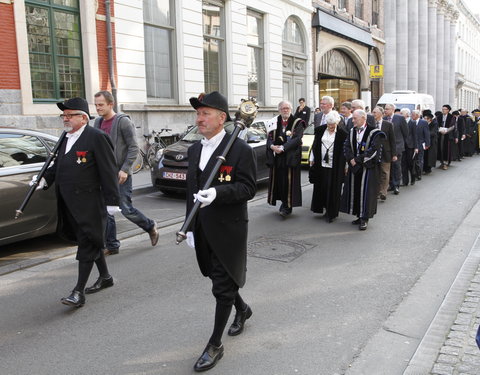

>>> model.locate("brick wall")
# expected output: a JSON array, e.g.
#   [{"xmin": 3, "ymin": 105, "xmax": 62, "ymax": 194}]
[
  {"xmin": 0, "ymin": 3, "xmax": 20, "ymax": 89},
  {"xmin": 96, "ymin": 0, "xmax": 117, "ymax": 91}
]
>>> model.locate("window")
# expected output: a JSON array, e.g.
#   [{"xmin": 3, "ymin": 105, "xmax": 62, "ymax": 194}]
[
  {"xmin": 338, "ymin": 0, "xmax": 347, "ymax": 9},
  {"xmin": 355, "ymin": 0, "xmax": 363, "ymax": 19},
  {"xmin": 203, "ymin": 0, "xmax": 225, "ymax": 93},
  {"xmin": 0, "ymin": 134, "xmax": 49, "ymax": 168},
  {"xmin": 143, "ymin": 0, "xmax": 176, "ymax": 99},
  {"xmin": 247, "ymin": 10, "xmax": 264, "ymax": 102},
  {"xmin": 25, "ymin": 0, "xmax": 84, "ymax": 101}
]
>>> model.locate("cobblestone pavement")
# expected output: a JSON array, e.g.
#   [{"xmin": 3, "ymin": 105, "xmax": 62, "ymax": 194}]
[{"xmin": 432, "ymin": 266, "xmax": 480, "ymax": 375}]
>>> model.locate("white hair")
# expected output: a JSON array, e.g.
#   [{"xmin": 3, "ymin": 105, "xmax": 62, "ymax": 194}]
[
  {"xmin": 353, "ymin": 109, "xmax": 367, "ymax": 118},
  {"xmin": 325, "ymin": 110, "xmax": 341, "ymax": 125},
  {"xmin": 400, "ymin": 108, "xmax": 411, "ymax": 116},
  {"xmin": 412, "ymin": 109, "xmax": 421, "ymax": 116},
  {"xmin": 385, "ymin": 103, "xmax": 396, "ymax": 110},
  {"xmin": 352, "ymin": 99, "xmax": 366, "ymax": 109},
  {"xmin": 277, "ymin": 100, "xmax": 292, "ymax": 111},
  {"xmin": 321, "ymin": 96, "xmax": 335, "ymax": 106}
]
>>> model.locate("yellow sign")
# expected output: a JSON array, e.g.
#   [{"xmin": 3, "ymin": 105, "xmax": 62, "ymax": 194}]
[{"xmin": 370, "ymin": 65, "xmax": 384, "ymax": 78}]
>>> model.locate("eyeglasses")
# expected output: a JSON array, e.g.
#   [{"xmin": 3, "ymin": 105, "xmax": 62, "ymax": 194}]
[
  {"xmin": 280, "ymin": 107, "xmax": 290, "ymax": 110},
  {"xmin": 59, "ymin": 113, "xmax": 84, "ymax": 119}
]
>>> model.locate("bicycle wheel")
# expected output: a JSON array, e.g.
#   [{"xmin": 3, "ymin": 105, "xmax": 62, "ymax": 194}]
[
  {"xmin": 132, "ymin": 150, "xmax": 144, "ymax": 174},
  {"xmin": 146, "ymin": 144, "xmax": 159, "ymax": 168}
]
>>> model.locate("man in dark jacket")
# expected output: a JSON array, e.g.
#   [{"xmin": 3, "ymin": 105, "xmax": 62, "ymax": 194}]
[
  {"xmin": 372, "ymin": 106, "xmax": 396, "ymax": 201},
  {"xmin": 39, "ymin": 97, "xmax": 120, "ymax": 307},
  {"xmin": 384, "ymin": 103, "xmax": 409, "ymax": 194},
  {"xmin": 185, "ymin": 91, "xmax": 257, "ymax": 372},
  {"xmin": 412, "ymin": 109, "xmax": 431, "ymax": 179},
  {"xmin": 93, "ymin": 91, "xmax": 158, "ymax": 256},
  {"xmin": 267, "ymin": 100, "xmax": 304, "ymax": 216},
  {"xmin": 403, "ymin": 109, "xmax": 419, "ymax": 186}
]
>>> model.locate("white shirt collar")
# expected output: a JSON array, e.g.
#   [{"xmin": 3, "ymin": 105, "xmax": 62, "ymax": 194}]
[
  {"xmin": 201, "ymin": 129, "xmax": 226, "ymax": 147},
  {"xmin": 66, "ymin": 124, "xmax": 87, "ymax": 138}
]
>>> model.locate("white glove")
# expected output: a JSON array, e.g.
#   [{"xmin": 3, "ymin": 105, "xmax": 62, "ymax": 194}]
[
  {"xmin": 193, "ymin": 188, "xmax": 217, "ymax": 208},
  {"xmin": 29, "ymin": 175, "xmax": 47, "ymax": 190},
  {"xmin": 186, "ymin": 232, "xmax": 195, "ymax": 249},
  {"xmin": 106, "ymin": 206, "xmax": 121, "ymax": 215}
]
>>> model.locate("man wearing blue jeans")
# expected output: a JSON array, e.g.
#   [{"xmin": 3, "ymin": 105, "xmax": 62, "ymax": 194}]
[{"xmin": 94, "ymin": 91, "xmax": 158, "ymax": 257}]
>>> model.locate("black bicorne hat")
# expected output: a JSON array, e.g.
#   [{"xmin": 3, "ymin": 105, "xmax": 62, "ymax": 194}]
[
  {"xmin": 57, "ymin": 97, "xmax": 93, "ymax": 119},
  {"xmin": 189, "ymin": 91, "xmax": 232, "ymax": 121}
]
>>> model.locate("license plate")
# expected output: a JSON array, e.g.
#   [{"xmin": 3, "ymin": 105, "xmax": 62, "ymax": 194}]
[{"xmin": 163, "ymin": 171, "xmax": 186, "ymax": 180}]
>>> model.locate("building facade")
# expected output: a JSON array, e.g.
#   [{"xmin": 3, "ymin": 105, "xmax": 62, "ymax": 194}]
[
  {"xmin": 312, "ymin": 0, "xmax": 385, "ymax": 109},
  {"xmin": 383, "ymin": 0, "xmax": 459, "ymax": 110},
  {"xmin": 455, "ymin": 0, "xmax": 480, "ymax": 110},
  {"xmin": 0, "ymin": 0, "xmax": 314, "ymax": 136}
]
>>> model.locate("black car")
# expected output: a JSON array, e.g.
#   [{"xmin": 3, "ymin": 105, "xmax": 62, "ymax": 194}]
[
  {"xmin": 0, "ymin": 128, "xmax": 58, "ymax": 246},
  {"xmin": 150, "ymin": 120, "xmax": 270, "ymax": 194}
]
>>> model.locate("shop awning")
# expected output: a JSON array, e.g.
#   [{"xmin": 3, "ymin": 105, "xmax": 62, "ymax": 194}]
[{"xmin": 313, "ymin": 8, "xmax": 376, "ymax": 48}]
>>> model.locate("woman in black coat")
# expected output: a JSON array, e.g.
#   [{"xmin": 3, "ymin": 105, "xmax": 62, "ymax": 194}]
[{"xmin": 309, "ymin": 111, "xmax": 348, "ymax": 222}]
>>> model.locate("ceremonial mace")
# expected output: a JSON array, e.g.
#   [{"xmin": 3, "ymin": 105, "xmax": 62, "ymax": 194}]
[
  {"xmin": 175, "ymin": 98, "xmax": 259, "ymax": 244},
  {"xmin": 14, "ymin": 131, "xmax": 67, "ymax": 219}
]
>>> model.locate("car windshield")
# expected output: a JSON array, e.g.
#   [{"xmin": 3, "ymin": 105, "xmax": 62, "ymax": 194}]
[
  {"xmin": 304, "ymin": 123, "xmax": 315, "ymax": 135},
  {"xmin": 182, "ymin": 122, "xmax": 236, "ymax": 142},
  {"xmin": 394, "ymin": 104, "xmax": 415, "ymax": 112}
]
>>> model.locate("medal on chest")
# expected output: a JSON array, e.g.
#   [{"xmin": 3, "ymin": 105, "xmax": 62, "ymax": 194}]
[{"xmin": 76, "ymin": 151, "xmax": 88, "ymax": 164}]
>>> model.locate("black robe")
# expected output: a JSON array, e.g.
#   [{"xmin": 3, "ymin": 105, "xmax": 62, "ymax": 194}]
[
  {"xmin": 463, "ymin": 115, "xmax": 476, "ymax": 156},
  {"xmin": 309, "ymin": 125, "xmax": 347, "ymax": 219},
  {"xmin": 44, "ymin": 125, "xmax": 120, "ymax": 262},
  {"xmin": 186, "ymin": 133, "xmax": 257, "ymax": 288},
  {"xmin": 340, "ymin": 125, "xmax": 384, "ymax": 219},
  {"xmin": 266, "ymin": 115, "xmax": 304, "ymax": 209},
  {"xmin": 436, "ymin": 113, "xmax": 457, "ymax": 164},
  {"xmin": 424, "ymin": 118, "xmax": 438, "ymax": 170}
]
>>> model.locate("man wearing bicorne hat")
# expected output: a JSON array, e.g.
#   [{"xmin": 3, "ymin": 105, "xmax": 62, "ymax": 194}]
[
  {"xmin": 33, "ymin": 97, "xmax": 120, "ymax": 308},
  {"xmin": 184, "ymin": 91, "xmax": 257, "ymax": 372}
]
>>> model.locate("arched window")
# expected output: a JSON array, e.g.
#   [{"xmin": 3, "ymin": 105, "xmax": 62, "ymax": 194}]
[{"xmin": 282, "ymin": 17, "xmax": 307, "ymax": 105}]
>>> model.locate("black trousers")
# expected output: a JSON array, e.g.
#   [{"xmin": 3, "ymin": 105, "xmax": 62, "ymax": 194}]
[{"xmin": 195, "ymin": 224, "xmax": 239, "ymax": 306}]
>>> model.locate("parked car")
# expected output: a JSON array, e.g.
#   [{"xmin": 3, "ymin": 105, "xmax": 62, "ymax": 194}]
[
  {"xmin": 0, "ymin": 128, "xmax": 58, "ymax": 246},
  {"xmin": 301, "ymin": 122, "xmax": 315, "ymax": 166},
  {"xmin": 151, "ymin": 120, "xmax": 270, "ymax": 194}
]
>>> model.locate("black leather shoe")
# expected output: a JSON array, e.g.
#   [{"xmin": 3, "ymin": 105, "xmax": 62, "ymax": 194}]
[
  {"xmin": 85, "ymin": 276, "xmax": 114, "ymax": 294},
  {"xmin": 228, "ymin": 305, "xmax": 252, "ymax": 336},
  {"xmin": 193, "ymin": 343, "xmax": 224, "ymax": 372},
  {"xmin": 359, "ymin": 219, "xmax": 368, "ymax": 231},
  {"xmin": 410, "ymin": 180, "xmax": 415, "ymax": 185},
  {"xmin": 379, "ymin": 194, "xmax": 387, "ymax": 201},
  {"xmin": 393, "ymin": 187, "xmax": 400, "ymax": 195},
  {"xmin": 61, "ymin": 290, "xmax": 85, "ymax": 308},
  {"xmin": 148, "ymin": 223, "xmax": 159, "ymax": 246},
  {"xmin": 352, "ymin": 218, "xmax": 361, "ymax": 225}
]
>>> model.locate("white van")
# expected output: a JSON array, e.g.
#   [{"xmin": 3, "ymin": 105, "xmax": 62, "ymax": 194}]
[{"xmin": 376, "ymin": 91, "xmax": 435, "ymax": 112}]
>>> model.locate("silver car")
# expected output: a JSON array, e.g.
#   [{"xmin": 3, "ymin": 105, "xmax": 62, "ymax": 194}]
[{"xmin": 0, "ymin": 128, "xmax": 59, "ymax": 246}]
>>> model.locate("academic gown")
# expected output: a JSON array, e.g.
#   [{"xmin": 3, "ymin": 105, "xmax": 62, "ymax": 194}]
[
  {"xmin": 309, "ymin": 125, "xmax": 348, "ymax": 219},
  {"xmin": 424, "ymin": 118, "xmax": 438, "ymax": 170},
  {"xmin": 266, "ymin": 115, "xmax": 304, "ymax": 209},
  {"xmin": 340, "ymin": 125, "xmax": 384, "ymax": 219}
]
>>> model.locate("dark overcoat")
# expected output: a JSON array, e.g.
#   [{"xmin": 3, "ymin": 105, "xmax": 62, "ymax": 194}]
[
  {"xmin": 341, "ymin": 125, "xmax": 384, "ymax": 219},
  {"xmin": 424, "ymin": 118, "xmax": 438, "ymax": 169},
  {"xmin": 266, "ymin": 115, "xmax": 304, "ymax": 208},
  {"xmin": 309, "ymin": 125, "xmax": 348, "ymax": 218},
  {"xmin": 44, "ymin": 125, "xmax": 120, "ymax": 261},
  {"xmin": 186, "ymin": 133, "xmax": 257, "ymax": 288}
]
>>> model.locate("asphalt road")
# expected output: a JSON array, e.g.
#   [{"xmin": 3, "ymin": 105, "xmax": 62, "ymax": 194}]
[{"xmin": 1, "ymin": 158, "xmax": 480, "ymax": 375}]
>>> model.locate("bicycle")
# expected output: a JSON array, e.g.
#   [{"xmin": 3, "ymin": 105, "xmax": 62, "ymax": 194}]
[{"xmin": 132, "ymin": 128, "xmax": 171, "ymax": 174}]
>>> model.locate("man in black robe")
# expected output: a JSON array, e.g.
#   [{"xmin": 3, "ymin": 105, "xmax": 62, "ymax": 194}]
[
  {"xmin": 341, "ymin": 109, "xmax": 384, "ymax": 230},
  {"xmin": 267, "ymin": 100, "xmax": 304, "ymax": 217},
  {"xmin": 39, "ymin": 97, "xmax": 120, "ymax": 307},
  {"xmin": 185, "ymin": 91, "xmax": 257, "ymax": 372}
]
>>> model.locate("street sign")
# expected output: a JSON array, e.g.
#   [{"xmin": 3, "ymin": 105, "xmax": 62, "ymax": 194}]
[{"xmin": 370, "ymin": 65, "xmax": 384, "ymax": 78}]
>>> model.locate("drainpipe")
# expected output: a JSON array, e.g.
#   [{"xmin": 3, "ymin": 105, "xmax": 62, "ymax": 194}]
[{"xmin": 105, "ymin": 0, "xmax": 118, "ymax": 112}]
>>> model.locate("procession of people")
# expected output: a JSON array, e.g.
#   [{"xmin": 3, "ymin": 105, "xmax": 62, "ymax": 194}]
[{"xmin": 26, "ymin": 90, "xmax": 480, "ymax": 372}]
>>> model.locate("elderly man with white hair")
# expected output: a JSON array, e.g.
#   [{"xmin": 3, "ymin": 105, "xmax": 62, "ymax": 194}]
[
  {"xmin": 341, "ymin": 109, "xmax": 384, "ymax": 230},
  {"xmin": 314, "ymin": 96, "xmax": 334, "ymax": 128},
  {"xmin": 403, "ymin": 109, "xmax": 419, "ymax": 186},
  {"xmin": 309, "ymin": 110, "xmax": 348, "ymax": 222},
  {"xmin": 266, "ymin": 100, "xmax": 305, "ymax": 217}
]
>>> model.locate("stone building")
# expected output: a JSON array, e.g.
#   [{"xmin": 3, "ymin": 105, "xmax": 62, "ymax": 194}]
[
  {"xmin": 312, "ymin": 0, "xmax": 385, "ymax": 109},
  {"xmin": 383, "ymin": 0, "xmax": 459, "ymax": 110},
  {"xmin": 0, "ymin": 0, "xmax": 313, "ymax": 136},
  {"xmin": 455, "ymin": 0, "xmax": 480, "ymax": 110}
]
